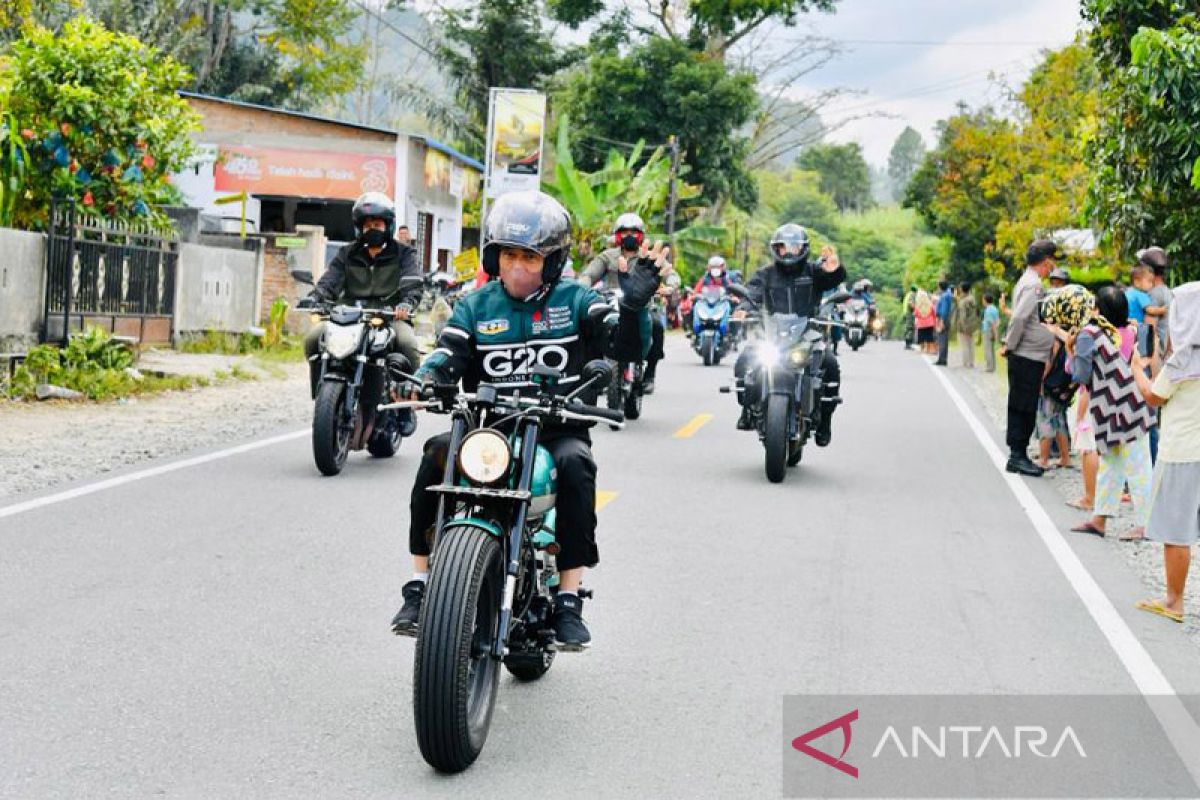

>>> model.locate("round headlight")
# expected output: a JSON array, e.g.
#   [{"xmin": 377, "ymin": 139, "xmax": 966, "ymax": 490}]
[{"xmin": 459, "ymin": 430, "xmax": 511, "ymax": 485}]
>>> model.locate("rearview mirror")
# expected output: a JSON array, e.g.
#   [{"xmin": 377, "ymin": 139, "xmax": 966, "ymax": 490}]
[
  {"xmin": 290, "ymin": 269, "xmax": 314, "ymax": 286},
  {"xmin": 582, "ymin": 359, "xmax": 613, "ymax": 385}
]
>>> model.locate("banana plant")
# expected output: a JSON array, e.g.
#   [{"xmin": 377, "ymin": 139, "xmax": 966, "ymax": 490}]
[
  {"xmin": 0, "ymin": 115, "xmax": 29, "ymax": 228},
  {"xmin": 542, "ymin": 114, "xmax": 726, "ymax": 282}
]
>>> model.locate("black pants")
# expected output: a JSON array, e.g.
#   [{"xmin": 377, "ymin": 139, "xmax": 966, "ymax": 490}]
[
  {"xmin": 733, "ymin": 348, "xmax": 841, "ymax": 433},
  {"xmin": 408, "ymin": 430, "xmax": 599, "ymax": 571},
  {"xmin": 935, "ymin": 327, "xmax": 949, "ymax": 365},
  {"xmin": 1006, "ymin": 354, "xmax": 1045, "ymax": 457},
  {"xmin": 645, "ymin": 315, "xmax": 665, "ymax": 381}
]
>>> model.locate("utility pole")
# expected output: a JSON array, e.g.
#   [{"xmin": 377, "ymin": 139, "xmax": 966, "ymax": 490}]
[{"xmin": 665, "ymin": 135, "xmax": 681, "ymax": 236}]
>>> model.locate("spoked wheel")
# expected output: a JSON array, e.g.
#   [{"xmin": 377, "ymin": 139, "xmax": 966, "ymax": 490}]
[
  {"xmin": 764, "ymin": 394, "xmax": 789, "ymax": 483},
  {"xmin": 367, "ymin": 410, "xmax": 403, "ymax": 457},
  {"xmin": 313, "ymin": 381, "xmax": 352, "ymax": 476},
  {"xmin": 413, "ymin": 526, "xmax": 502, "ymax": 773}
]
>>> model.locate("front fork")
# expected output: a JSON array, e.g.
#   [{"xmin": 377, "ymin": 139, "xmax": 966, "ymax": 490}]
[{"xmin": 493, "ymin": 422, "xmax": 540, "ymax": 658}]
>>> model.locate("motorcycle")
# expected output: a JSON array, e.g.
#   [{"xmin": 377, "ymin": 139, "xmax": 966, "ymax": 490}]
[
  {"xmin": 871, "ymin": 313, "xmax": 886, "ymax": 341},
  {"xmin": 844, "ymin": 297, "xmax": 871, "ymax": 351},
  {"xmin": 597, "ymin": 287, "xmax": 645, "ymax": 426},
  {"xmin": 294, "ymin": 272, "xmax": 420, "ymax": 476},
  {"xmin": 691, "ymin": 285, "xmax": 735, "ymax": 366},
  {"xmin": 723, "ymin": 288, "xmax": 847, "ymax": 484},
  {"xmin": 380, "ymin": 361, "xmax": 623, "ymax": 773}
]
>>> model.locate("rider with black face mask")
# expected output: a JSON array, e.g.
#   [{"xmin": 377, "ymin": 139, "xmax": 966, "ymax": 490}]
[
  {"xmin": 732, "ymin": 223, "xmax": 846, "ymax": 445},
  {"xmin": 301, "ymin": 192, "xmax": 424, "ymax": 403}
]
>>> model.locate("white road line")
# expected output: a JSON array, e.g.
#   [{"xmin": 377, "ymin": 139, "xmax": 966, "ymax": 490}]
[
  {"xmin": 0, "ymin": 429, "xmax": 308, "ymax": 520},
  {"xmin": 926, "ymin": 360, "xmax": 1200, "ymax": 784}
]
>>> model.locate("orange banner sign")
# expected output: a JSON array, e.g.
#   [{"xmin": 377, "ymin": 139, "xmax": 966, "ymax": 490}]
[{"xmin": 214, "ymin": 145, "xmax": 395, "ymax": 200}]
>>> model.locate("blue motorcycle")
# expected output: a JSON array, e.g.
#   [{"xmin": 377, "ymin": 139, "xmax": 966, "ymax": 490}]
[{"xmin": 692, "ymin": 285, "xmax": 736, "ymax": 366}]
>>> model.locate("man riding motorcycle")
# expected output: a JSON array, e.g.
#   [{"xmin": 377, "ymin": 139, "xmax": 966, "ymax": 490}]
[
  {"xmin": 732, "ymin": 223, "xmax": 846, "ymax": 445},
  {"xmin": 300, "ymin": 192, "xmax": 422, "ymax": 432},
  {"xmin": 581, "ymin": 212, "xmax": 679, "ymax": 394},
  {"xmin": 692, "ymin": 255, "xmax": 741, "ymax": 343},
  {"xmin": 392, "ymin": 190, "xmax": 611, "ymax": 649}
]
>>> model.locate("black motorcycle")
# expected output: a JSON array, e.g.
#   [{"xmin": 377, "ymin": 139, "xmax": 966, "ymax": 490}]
[
  {"xmin": 380, "ymin": 361, "xmax": 623, "ymax": 773},
  {"xmin": 295, "ymin": 272, "xmax": 420, "ymax": 476},
  {"xmin": 597, "ymin": 288, "xmax": 645, "ymax": 425},
  {"xmin": 724, "ymin": 288, "xmax": 848, "ymax": 483}
]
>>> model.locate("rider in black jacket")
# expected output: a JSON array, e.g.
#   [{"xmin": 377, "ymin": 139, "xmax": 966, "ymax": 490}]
[{"xmin": 733, "ymin": 224, "xmax": 846, "ymax": 445}]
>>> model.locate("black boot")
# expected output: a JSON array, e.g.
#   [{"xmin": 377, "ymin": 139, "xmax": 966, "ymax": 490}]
[
  {"xmin": 815, "ymin": 404, "xmax": 835, "ymax": 447},
  {"xmin": 736, "ymin": 406, "xmax": 754, "ymax": 431},
  {"xmin": 391, "ymin": 580, "xmax": 426, "ymax": 636}
]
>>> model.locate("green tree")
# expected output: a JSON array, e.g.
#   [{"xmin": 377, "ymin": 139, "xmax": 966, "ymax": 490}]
[
  {"xmin": 1083, "ymin": 0, "xmax": 1200, "ymax": 282},
  {"xmin": 886, "ymin": 126, "xmax": 924, "ymax": 199},
  {"xmin": 558, "ymin": 36, "xmax": 759, "ymax": 211},
  {"xmin": 903, "ymin": 107, "xmax": 1012, "ymax": 282},
  {"xmin": 903, "ymin": 237, "xmax": 952, "ymax": 290},
  {"xmin": 6, "ymin": 0, "xmax": 364, "ymax": 110},
  {"xmin": 0, "ymin": 17, "xmax": 199, "ymax": 229},
  {"xmin": 796, "ymin": 142, "xmax": 872, "ymax": 213}
]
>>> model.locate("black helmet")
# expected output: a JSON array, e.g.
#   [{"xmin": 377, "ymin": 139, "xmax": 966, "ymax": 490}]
[
  {"xmin": 769, "ymin": 223, "xmax": 809, "ymax": 270},
  {"xmin": 352, "ymin": 191, "xmax": 396, "ymax": 239},
  {"xmin": 481, "ymin": 190, "xmax": 573, "ymax": 284}
]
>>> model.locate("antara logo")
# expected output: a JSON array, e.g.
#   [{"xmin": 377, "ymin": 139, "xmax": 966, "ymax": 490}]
[{"xmin": 792, "ymin": 710, "xmax": 859, "ymax": 778}]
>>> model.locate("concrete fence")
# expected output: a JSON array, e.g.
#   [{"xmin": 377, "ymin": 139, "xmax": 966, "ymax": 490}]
[{"xmin": 0, "ymin": 224, "xmax": 315, "ymax": 350}]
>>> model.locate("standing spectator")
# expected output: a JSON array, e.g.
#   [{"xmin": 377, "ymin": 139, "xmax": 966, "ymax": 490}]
[
  {"xmin": 902, "ymin": 284, "xmax": 918, "ymax": 350},
  {"xmin": 1070, "ymin": 386, "xmax": 1099, "ymax": 510},
  {"xmin": 1125, "ymin": 263, "xmax": 1155, "ymax": 350},
  {"xmin": 953, "ymin": 282, "xmax": 980, "ymax": 368},
  {"xmin": 1042, "ymin": 286, "xmax": 1155, "ymax": 538},
  {"xmin": 914, "ymin": 289, "xmax": 937, "ymax": 354},
  {"xmin": 1036, "ymin": 335, "xmax": 1074, "ymax": 470},
  {"xmin": 1141, "ymin": 247, "xmax": 1173, "ymax": 355},
  {"xmin": 981, "ymin": 293, "xmax": 1000, "ymax": 372},
  {"xmin": 1048, "ymin": 266, "xmax": 1070, "ymax": 290},
  {"xmin": 1001, "ymin": 240, "xmax": 1059, "ymax": 476},
  {"xmin": 1129, "ymin": 282, "xmax": 1200, "ymax": 623},
  {"xmin": 934, "ymin": 280, "xmax": 953, "ymax": 366},
  {"xmin": 1140, "ymin": 247, "xmax": 1173, "ymax": 463}
]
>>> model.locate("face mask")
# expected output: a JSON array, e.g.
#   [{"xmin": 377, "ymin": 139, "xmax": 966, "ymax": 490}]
[
  {"xmin": 620, "ymin": 234, "xmax": 640, "ymax": 252},
  {"xmin": 709, "ymin": 268, "xmax": 722, "ymax": 278},
  {"xmin": 361, "ymin": 228, "xmax": 388, "ymax": 248}
]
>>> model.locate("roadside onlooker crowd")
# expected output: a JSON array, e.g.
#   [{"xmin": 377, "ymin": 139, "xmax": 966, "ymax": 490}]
[{"xmin": 904, "ymin": 239, "xmax": 1198, "ymax": 624}]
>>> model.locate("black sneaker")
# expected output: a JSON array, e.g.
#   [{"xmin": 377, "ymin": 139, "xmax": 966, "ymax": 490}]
[
  {"xmin": 552, "ymin": 593, "xmax": 591, "ymax": 650},
  {"xmin": 736, "ymin": 407, "xmax": 754, "ymax": 431},
  {"xmin": 397, "ymin": 408, "xmax": 417, "ymax": 438},
  {"xmin": 642, "ymin": 379, "xmax": 655, "ymax": 396},
  {"xmin": 391, "ymin": 580, "xmax": 425, "ymax": 636}
]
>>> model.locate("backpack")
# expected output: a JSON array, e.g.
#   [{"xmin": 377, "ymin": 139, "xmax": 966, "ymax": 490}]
[{"xmin": 1042, "ymin": 343, "xmax": 1075, "ymax": 404}]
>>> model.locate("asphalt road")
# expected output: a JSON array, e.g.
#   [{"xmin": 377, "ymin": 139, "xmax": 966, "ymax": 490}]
[{"xmin": 4, "ymin": 335, "xmax": 1200, "ymax": 798}]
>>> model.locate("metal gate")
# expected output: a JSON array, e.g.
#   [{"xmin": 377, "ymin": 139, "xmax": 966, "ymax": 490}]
[{"xmin": 42, "ymin": 199, "xmax": 178, "ymax": 344}]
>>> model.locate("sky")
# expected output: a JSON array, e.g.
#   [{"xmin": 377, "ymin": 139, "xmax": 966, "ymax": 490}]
[{"xmin": 767, "ymin": 0, "xmax": 1085, "ymax": 165}]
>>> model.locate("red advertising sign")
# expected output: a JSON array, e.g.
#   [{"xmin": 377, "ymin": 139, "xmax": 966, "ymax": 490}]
[{"xmin": 213, "ymin": 145, "xmax": 395, "ymax": 200}]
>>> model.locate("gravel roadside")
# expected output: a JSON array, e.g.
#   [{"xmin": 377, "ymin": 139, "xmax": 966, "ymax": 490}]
[
  {"xmin": 945, "ymin": 353, "xmax": 1200, "ymax": 638},
  {"xmin": 0, "ymin": 363, "xmax": 311, "ymax": 502}
]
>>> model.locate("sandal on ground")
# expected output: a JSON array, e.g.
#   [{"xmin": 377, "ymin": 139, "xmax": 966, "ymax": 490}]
[
  {"xmin": 1136, "ymin": 598, "xmax": 1183, "ymax": 623},
  {"xmin": 1118, "ymin": 527, "xmax": 1146, "ymax": 542},
  {"xmin": 1066, "ymin": 498, "xmax": 1093, "ymax": 511},
  {"xmin": 1070, "ymin": 521, "xmax": 1105, "ymax": 536}
]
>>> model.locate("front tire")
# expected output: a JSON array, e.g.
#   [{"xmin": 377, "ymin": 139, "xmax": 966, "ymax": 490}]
[
  {"xmin": 313, "ymin": 381, "xmax": 351, "ymax": 476},
  {"xmin": 413, "ymin": 526, "xmax": 502, "ymax": 773},
  {"xmin": 701, "ymin": 336, "xmax": 715, "ymax": 366},
  {"xmin": 764, "ymin": 394, "xmax": 789, "ymax": 483}
]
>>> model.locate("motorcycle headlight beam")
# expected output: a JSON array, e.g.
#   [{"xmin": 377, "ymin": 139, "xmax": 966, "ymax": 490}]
[
  {"xmin": 757, "ymin": 343, "xmax": 781, "ymax": 366},
  {"xmin": 324, "ymin": 324, "xmax": 364, "ymax": 359},
  {"xmin": 458, "ymin": 429, "xmax": 512, "ymax": 486}
]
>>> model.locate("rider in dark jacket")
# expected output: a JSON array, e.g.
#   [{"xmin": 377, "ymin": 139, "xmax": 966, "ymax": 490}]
[
  {"xmin": 301, "ymin": 193, "xmax": 423, "ymax": 396},
  {"xmin": 733, "ymin": 224, "xmax": 846, "ymax": 445}
]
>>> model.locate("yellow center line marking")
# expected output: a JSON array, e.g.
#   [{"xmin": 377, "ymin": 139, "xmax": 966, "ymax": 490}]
[
  {"xmin": 595, "ymin": 491, "xmax": 618, "ymax": 512},
  {"xmin": 673, "ymin": 413, "xmax": 714, "ymax": 439}
]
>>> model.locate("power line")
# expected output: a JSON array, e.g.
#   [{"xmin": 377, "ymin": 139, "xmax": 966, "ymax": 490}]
[
  {"xmin": 822, "ymin": 54, "xmax": 1036, "ymax": 116},
  {"xmin": 832, "ymin": 38, "xmax": 1070, "ymax": 47}
]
